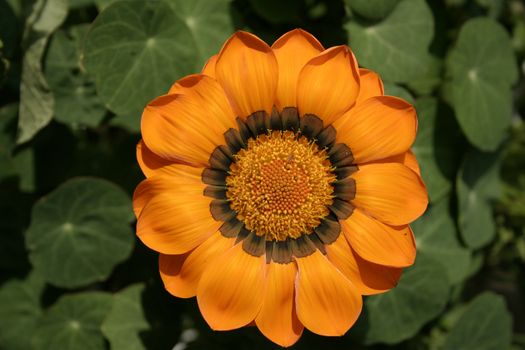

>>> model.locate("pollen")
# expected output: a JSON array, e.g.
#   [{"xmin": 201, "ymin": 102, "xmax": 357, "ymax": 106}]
[{"xmin": 227, "ymin": 131, "xmax": 335, "ymax": 241}]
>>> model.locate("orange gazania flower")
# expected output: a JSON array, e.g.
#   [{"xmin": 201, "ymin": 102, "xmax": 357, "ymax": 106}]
[{"xmin": 133, "ymin": 29, "xmax": 428, "ymax": 346}]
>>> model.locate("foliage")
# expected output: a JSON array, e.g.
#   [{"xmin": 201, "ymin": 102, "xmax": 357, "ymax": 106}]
[{"xmin": 1, "ymin": 0, "xmax": 524, "ymax": 349}]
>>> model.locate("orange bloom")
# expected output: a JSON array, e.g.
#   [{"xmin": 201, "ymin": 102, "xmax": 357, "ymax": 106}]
[{"xmin": 134, "ymin": 29, "xmax": 428, "ymax": 346}]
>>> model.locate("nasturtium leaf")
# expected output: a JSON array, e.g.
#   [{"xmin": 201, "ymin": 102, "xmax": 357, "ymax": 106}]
[
  {"xmin": 17, "ymin": 0, "xmax": 68, "ymax": 144},
  {"xmin": 383, "ymin": 83, "xmax": 414, "ymax": 103},
  {"xmin": 0, "ymin": 272, "xmax": 45, "ymax": 350},
  {"xmin": 412, "ymin": 198, "xmax": 471, "ymax": 285},
  {"xmin": 412, "ymin": 97, "xmax": 463, "ymax": 202},
  {"xmin": 442, "ymin": 292, "xmax": 512, "ymax": 350},
  {"xmin": 457, "ymin": 149, "xmax": 501, "ymax": 249},
  {"xmin": 345, "ymin": 0, "xmax": 399, "ymax": 20},
  {"xmin": 444, "ymin": 18, "xmax": 518, "ymax": 151},
  {"xmin": 26, "ymin": 177, "xmax": 134, "ymax": 288},
  {"xmin": 32, "ymin": 292, "xmax": 113, "ymax": 350},
  {"xmin": 45, "ymin": 25, "xmax": 106, "ymax": 128},
  {"xmin": 167, "ymin": 0, "xmax": 234, "ymax": 61},
  {"xmin": 83, "ymin": 0, "xmax": 199, "ymax": 116},
  {"xmin": 101, "ymin": 284, "xmax": 149, "ymax": 350},
  {"xmin": 362, "ymin": 253, "xmax": 450, "ymax": 344},
  {"xmin": 345, "ymin": 0, "xmax": 437, "ymax": 84}
]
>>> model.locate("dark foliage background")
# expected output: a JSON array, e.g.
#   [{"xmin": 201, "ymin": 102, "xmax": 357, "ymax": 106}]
[{"xmin": 1, "ymin": 0, "xmax": 524, "ymax": 349}]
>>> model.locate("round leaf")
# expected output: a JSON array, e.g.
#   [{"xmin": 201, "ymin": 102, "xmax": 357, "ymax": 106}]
[
  {"xmin": 83, "ymin": 0, "xmax": 199, "ymax": 116},
  {"xmin": 412, "ymin": 198, "xmax": 471, "ymax": 285},
  {"xmin": 444, "ymin": 18, "xmax": 518, "ymax": 151},
  {"xmin": 45, "ymin": 25, "xmax": 106, "ymax": 128},
  {"xmin": 412, "ymin": 97, "xmax": 463, "ymax": 202},
  {"xmin": 443, "ymin": 292, "xmax": 512, "ymax": 350},
  {"xmin": 168, "ymin": 0, "xmax": 234, "ymax": 61},
  {"xmin": 101, "ymin": 284, "xmax": 149, "ymax": 350},
  {"xmin": 0, "ymin": 273, "xmax": 45, "ymax": 350},
  {"xmin": 32, "ymin": 292, "xmax": 113, "ymax": 350},
  {"xmin": 345, "ymin": 0, "xmax": 437, "ymax": 83},
  {"xmin": 361, "ymin": 253, "xmax": 450, "ymax": 344},
  {"xmin": 457, "ymin": 149, "xmax": 501, "ymax": 249},
  {"xmin": 26, "ymin": 177, "xmax": 134, "ymax": 288}
]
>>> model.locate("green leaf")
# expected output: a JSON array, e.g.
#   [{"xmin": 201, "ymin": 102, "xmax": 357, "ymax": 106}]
[
  {"xmin": 101, "ymin": 284, "xmax": 149, "ymax": 350},
  {"xmin": 32, "ymin": 292, "xmax": 113, "ymax": 350},
  {"xmin": 167, "ymin": 0, "xmax": 234, "ymax": 61},
  {"xmin": 83, "ymin": 0, "xmax": 199, "ymax": 117},
  {"xmin": 345, "ymin": 0, "xmax": 437, "ymax": 84},
  {"xmin": 17, "ymin": 0, "xmax": 68, "ymax": 144},
  {"xmin": 442, "ymin": 292, "xmax": 512, "ymax": 350},
  {"xmin": 361, "ymin": 253, "xmax": 450, "ymax": 344},
  {"xmin": 412, "ymin": 97, "xmax": 463, "ymax": 202},
  {"xmin": 0, "ymin": 272, "xmax": 45, "ymax": 350},
  {"xmin": 457, "ymin": 149, "xmax": 501, "ymax": 249},
  {"xmin": 45, "ymin": 25, "xmax": 107, "ymax": 128},
  {"xmin": 383, "ymin": 82, "xmax": 414, "ymax": 103},
  {"xmin": 444, "ymin": 18, "xmax": 518, "ymax": 151},
  {"xmin": 345, "ymin": 0, "xmax": 399, "ymax": 20},
  {"xmin": 26, "ymin": 177, "xmax": 134, "ymax": 288},
  {"xmin": 412, "ymin": 198, "xmax": 471, "ymax": 285}
]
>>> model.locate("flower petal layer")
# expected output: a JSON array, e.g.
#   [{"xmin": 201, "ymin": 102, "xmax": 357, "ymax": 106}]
[
  {"xmin": 272, "ymin": 29, "xmax": 324, "ymax": 110},
  {"xmin": 202, "ymin": 54, "xmax": 218, "ymax": 78},
  {"xmin": 141, "ymin": 74, "xmax": 236, "ymax": 166},
  {"xmin": 136, "ymin": 140, "xmax": 198, "ymax": 178},
  {"xmin": 355, "ymin": 68, "xmax": 383, "ymax": 104},
  {"xmin": 296, "ymin": 46, "xmax": 360, "ymax": 125},
  {"xmin": 215, "ymin": 31, "xmax": 278, "ymax": 117},
  {"xmin": 135, "ymin": 176, "xmax": 220, "ymax": 254},
  {"xmin": 341, "ymin": 208, "xmax": 416, "ymax": 267},
  {"xmin": 351, "ymin": 163, "xmax": 428, "ymax": 225},
  {"xmin": 255, "ymin": 262, "xmax": 303, "ymax": 347},
  {"xmin": 325, "ymin": 234, "xmax": 402, "ymax": 294},
  {"xmin": 197, "ymin": 243, "xmax": 266, "ymax": 330},
  {"xmin": 159, "ymin": 232, "xmax": 233, "ymax": 298},
  {"xmin": 333, "ymin": 96, "xmax": 417, "ymax": 163},
  {"xmin": 372, "ymin": 150, "xmax": 421, "ymax": 176},
  {"xmin": 133, "ymin": 165, "xmax": 202, "ymax": 217},
  {"xmin": 295, "ymin": 250, "xmax": 362, "ymax": 336}
]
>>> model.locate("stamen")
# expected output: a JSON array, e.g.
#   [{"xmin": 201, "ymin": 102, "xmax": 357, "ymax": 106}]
[{"xmin": 227, "ymin": 131, "xmax": 335, "ymax": 241}]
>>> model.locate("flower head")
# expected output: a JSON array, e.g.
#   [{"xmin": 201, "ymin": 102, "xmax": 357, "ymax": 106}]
[{"xmin": 134, "ymin": 29, "xmax": 428, "ymax": 346}]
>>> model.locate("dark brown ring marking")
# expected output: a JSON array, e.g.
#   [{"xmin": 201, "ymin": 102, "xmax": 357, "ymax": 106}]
[{"xmin": 202, "ymin": 107, "xmax": 358, "ymax": 263}]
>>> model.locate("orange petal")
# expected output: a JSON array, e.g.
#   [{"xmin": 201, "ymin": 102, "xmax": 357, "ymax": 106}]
[
  {"xmin": 159, "ymin": 232, "xmax": 234, "ymax": 298},
  {"xmin": 132, "ymin": 166, "xmax": 202, "ymax": 218},
  {"xmin": 197, "ymin": 243, "xmax": 266, "ymax": 330},
  {"xmin": 141, "ymin": 74, "xmax": 236, "ymax": 166},
  {"xmin": 202, "ymin": 54, "xmax": 218, "ymax": 78},
  {"xmin": 351, "ymin": 163, "xmax": 428, "ymax": 225},
  {"xmin": 325, "ymin": 234, "xmax": 402, "ymax": 295},
  {"xmin": 341, "ymin": 208, "xmax": 416, "ymax": 267},
  {"xmin": 215, "ymin": 31, "xmax": 278, "ymax": 118},
  {"xmin": 255, "ymin": 262, "xmax": 303, "ymax": 347},
  {"xmin": 333, "ymin": 96, "xmax": 417, "ymax": 163},
  {"xmin": 136, "ymin": 140, "xmax": 198, "ymax": 178},
  {"xmin": 356, "ymin": 68, "xmax": 384, "ymax": 104},
  {"xmin": 296, "ymin": 46, "xmax": 360, "ymax": 125},
  {"xmin": 272, "ymin": 29, "xmax": 324, "ymax": 110},
  {"xmin": 135, "ymin": 177, "xmax": 220, "ymax": 254},
  {"xmin": 295, "ymin": 251, "xmax": 362, "ymax": 336},
  {"xmin": 370, "ymin": 150, "xmax": 421, "ymax": 176}
]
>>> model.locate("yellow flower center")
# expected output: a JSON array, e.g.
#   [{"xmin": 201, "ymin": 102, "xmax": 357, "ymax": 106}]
[{"xmin": 226, "ymin": 130, "xmax": 335, "ymax": 241}]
